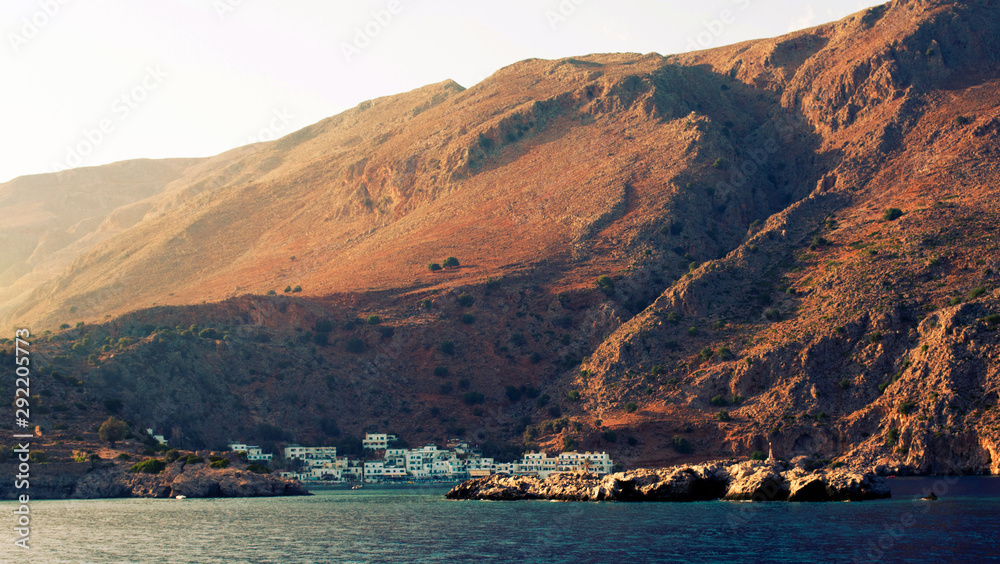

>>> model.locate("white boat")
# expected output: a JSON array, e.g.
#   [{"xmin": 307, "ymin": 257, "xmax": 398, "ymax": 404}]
[{"xmin": 175, "ymin": 495, "xmax": 187, "ymax": 500}]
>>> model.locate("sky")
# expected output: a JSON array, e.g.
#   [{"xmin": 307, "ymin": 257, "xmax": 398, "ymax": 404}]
[{"xmin": 1, "ymin": 0, "xmax": 886, "ymax": 184}]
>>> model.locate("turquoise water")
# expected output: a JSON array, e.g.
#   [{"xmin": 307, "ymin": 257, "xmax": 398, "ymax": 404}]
[{"xmin": 3, "ymin": 477, "xmax": 999, "ymax": 563}]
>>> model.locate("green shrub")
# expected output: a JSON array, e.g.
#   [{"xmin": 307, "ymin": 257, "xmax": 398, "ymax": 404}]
[
  {"xmin": 116, "ymin": 453, "xmax": 130, "ymax": 460},
  {"xmin": 764, "ymin": 309, "xmax": 781, "ymax": 321},
  {"xmin": 710, "ymin": 395, "xmax": 728, "ymax": 407},
  {"xmin": 898, "ymin": 401, "xmax": 917, "ymax": 415},
  {"xmin": 266, "ymin": 290, "xmax": 277, "ymax": 295},
  {"xmin": 717, "ymin": 346, "xmax": 733, "ymax": 361},
  {"xmin": 247, "ymin": 463, "xmax": 271, "ymax": 474},
  {"xmin": 967, "ymin": 286, "xmax": 987, "ymax": 300},
  {"xmin": 198, "ymin": 328, "xmax": 221, "ymax": 340},
  {"xmin": 625, "ymin": 402, "xmax": 638, "ymax": 413},
  {"xmin": 869, "ymin": 331, "xmax": 883, "ymax": 343},
  {"xmin": 292, "ymin": 285, "xmax": 302, "ymax": 293},
  {"xmin": 716, "ymin": 410, "xmax": 731, "ymax": 422},
  {"xmin": 442, "ymin": 257, "xmax": 460, "ymax": 268},
  {"xmin": 428, "ymin": 263, "xmax": 442, "ymax": 272},
  {"xmin": 165, "ymin": 449, "xmax": 180, "ymax": 463},
  {"xmin": 457, "ymin": 293, "xmax": 475, "ymax": 307},
  {"xmin": 567, "ymin": 390, "xmax": 581, "ymax": 402},
  {"xmin": 433, "ymin": 366, "xmax": 449, "ymax": 377},
  {"xmin": 345, "ymin": 338, "xmax": 365, "ymax": 353},
  {"xmin": 562, "ymin": 436, "xmax": 576, "ymax": 450},
  {"xmin": 60, "ymin": 323, "xmax": 70, "ymax": 330},
  {"xmin": 209, "ymin": 459, "xmax": 230, "ymax": 469},
  {"xmin": 185, "ymin": 455, "xmax": 205, "ymax": 464},
  {"xmin": 688, "ymin": 326, "xmax": 699, "ymax": 336},
  {"xmin": 883, "ymin": 208, "xmax": 903, "ymax": 221},
  {"xmin": 885, "ymin": 428, "xmax": 900, "ymax": 447},
  {"xmin": 440, "ymin": 341, "xmax": 455, "ymax": 355},
  {"xmin": 366, "ymin": 315, "xmax": 381, "ymax": 325},
  {"xmin": 420, "ymin": 298, "xmax": 433, "ymax": 309},
  {"xmin": 314, "ymin": 319, "xmax": 335, "ymax": 334},
  {"xmin": 505, "ymin": 385, "xmax": 522, "ymax": 402},
  {"xmin": 712, "ymin": 158, "xmax": 726, "ymax": 169},
  {"xmin": 671, "ymin": 435, "xmax": 693, "ymax": 454},
  {"xmin": 129, "ymin": 459, "xmax": 166, "ymax": 474},
  {"xmin": 839, "ymin": 379, "xmax": 851, "ymax": 390},
  {"xmin": 461, "ymin": 313, "xmax": 476, "ymax": 324},
  {"xmin": 596, "ymin": 275, "xmax": 614, "ymax": 294},
  {"xmin": 750, "ymin": 450, "xmax": 766, "ymax": 461},
  {"xmin": 462, "ymin": 392, "xmax": 485, "ymax": 405},
  {"xmin": 284, "ymin": 286, "xmax": 292, "ymax": 293},
  {"xmin": 602, "ymin": 430, "xmax": 618, "ymax": 443},
  {"xmin": 699, "ymin": 347, "xmax": 714, "ymax": 360}
]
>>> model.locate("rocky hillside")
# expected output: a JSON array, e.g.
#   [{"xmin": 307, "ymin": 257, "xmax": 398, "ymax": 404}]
[{"xmin": 2, "ymin": 0, "xmax": 998, "ymax": 475}]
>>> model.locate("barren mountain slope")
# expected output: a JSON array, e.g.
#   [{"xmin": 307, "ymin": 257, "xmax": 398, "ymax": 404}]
[{"xmin": 5, "ymin": 0, "xmax": 999, "ymax": 473}]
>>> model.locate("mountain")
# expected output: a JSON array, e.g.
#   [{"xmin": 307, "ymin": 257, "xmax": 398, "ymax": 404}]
[{"xmin": 4, "ymin": 0, "xmax": 999, "ymax": 474}]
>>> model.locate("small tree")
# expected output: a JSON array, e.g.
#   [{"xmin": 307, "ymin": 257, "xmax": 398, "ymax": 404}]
[
  {"xmin": 98, "ymin": 417, "xmax": 128, "ymax": 448},
  {"xmin": 428, "ymin": 263, "xmax": 442, "ymax": 272},
  {"xmin": 443, "ymin": 257, "xmax": 460, "ymax": 268}
]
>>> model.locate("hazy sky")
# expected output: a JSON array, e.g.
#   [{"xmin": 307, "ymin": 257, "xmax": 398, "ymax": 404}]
[{"xmin": 1, "ymin": 0, "xmax": 886, "ymax": 183}]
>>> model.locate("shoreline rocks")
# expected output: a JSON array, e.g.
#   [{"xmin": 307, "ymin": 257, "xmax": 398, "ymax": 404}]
[
  {"xmin": 0, "ymin": 459, "xmax": 310, "ymax": 500},
  {"xmin": 446, "ymin": 460, "xmax": 890, "ymax": 502}
]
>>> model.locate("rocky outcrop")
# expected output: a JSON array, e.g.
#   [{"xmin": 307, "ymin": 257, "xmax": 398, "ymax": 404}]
[
  {"xmin": 446, "ymin": 460, "xmax": 889, "ymax": 502},
  {"xmin": 0, "ymin": 459, "xmax": 309, "ymax": 500}
]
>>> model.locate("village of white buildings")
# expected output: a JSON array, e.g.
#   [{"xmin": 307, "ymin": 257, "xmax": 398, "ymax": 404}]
[{"xmin": 226, "ymin": 433, "xmax": 615, "ymax": 483}]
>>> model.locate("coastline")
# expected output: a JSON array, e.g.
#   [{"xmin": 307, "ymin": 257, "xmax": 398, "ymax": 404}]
[
  {"xmin": 0, "ymin": 458, "xmax": 309, "ymax": 500},
  {"xmin": 446, "ymin": 460, "xmax": 893, "ymax": 502}
]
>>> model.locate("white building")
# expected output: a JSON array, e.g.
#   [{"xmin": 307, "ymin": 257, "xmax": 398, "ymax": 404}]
[
  {"xmin": 284, "ymin": 445, "xmax": 337, "ymax": 461},
  {"xmin": 512, "ymin": 451, "xmax": 613, "ymax": 478},
  {"xmin": 362, "ymin": 433, "xmax": 398, "ymax": 450},
  {"xmin": 228, "ymin": 443, "xmax": 273, "ymax": 461},
  {"xmin": 146, "ymin": 429, "xmax": 168, "ymax": 446}
]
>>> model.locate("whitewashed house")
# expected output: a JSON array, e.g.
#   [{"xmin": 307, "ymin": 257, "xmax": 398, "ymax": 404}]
[{"xmin": 362, "ymin": 433, "xmax": 397, "ymax": 450}]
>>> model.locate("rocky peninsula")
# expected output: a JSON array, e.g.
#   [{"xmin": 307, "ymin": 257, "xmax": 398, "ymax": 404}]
[
  {"xmin": 0, "ymin": 455, "xmax": 310, "ymax": 500},
  {"xmin": 446, "ymin": 460, "xmax": 890, "ymax": 502}
]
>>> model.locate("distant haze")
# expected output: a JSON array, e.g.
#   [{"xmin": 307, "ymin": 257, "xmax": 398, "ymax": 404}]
[{"xmin": 2, "ymin": 0, "xmax": 884, "ymax": 183}]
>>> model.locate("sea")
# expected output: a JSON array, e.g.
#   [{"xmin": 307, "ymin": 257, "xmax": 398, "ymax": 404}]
[{"xmin": 2, "ymin": 477, "xmax": 998, "ymax": 564}]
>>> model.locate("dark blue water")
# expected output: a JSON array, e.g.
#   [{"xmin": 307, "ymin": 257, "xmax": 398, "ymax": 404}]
[{"xmin": 3, "ymin": 477, "xmax": 999, "ymax": 563}]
